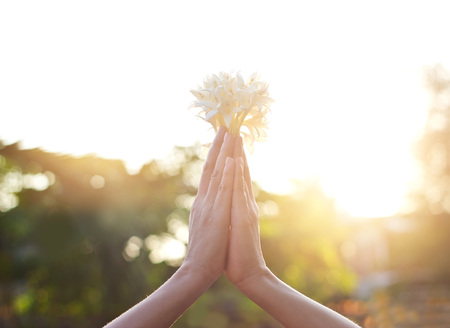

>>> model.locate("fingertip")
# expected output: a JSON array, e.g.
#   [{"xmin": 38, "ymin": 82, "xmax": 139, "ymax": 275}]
[
  {"xmin": 225, "ymin": 156, "xmax": 235, "ymax": 169},
  {"xmin": 221, "ymin": 132, "xmax": 237, "ymax": 158},
  {"xmin": 233, "ymin": 136, "xmax": 243, "ymax": 158},
  {"xmin": 217, "ymin": 126, "xmax": 226, "ymax": 138},
  {"xmin": 213, "ymin": 126, "xmax": 227, "ymax": 144}
]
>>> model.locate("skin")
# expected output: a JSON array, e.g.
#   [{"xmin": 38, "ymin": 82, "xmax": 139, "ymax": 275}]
[{"xmin": 104, "ymin": 127, "xmax": 360, "ymax": 328}]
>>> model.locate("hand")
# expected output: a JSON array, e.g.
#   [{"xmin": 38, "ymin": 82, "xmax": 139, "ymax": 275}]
[
  {"xmin": 183, "ymin": 127, "xmax": 236, "ymax": 283},
  {"xmin": 225, "ymin": 138, "xmax": 267, "ymax": 288},
  {"xmin": 106, "ymin": 130, "xmax": 361, "ymax": 328}
]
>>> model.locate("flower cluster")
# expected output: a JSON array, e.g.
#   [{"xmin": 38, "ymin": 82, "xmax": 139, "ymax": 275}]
[{"xmin": 191, "ymin": 71, "xmax": 273, "ymax": 148}]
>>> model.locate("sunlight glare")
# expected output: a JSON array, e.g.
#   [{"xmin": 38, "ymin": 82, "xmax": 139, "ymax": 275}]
[
  {"xmin": 1, "ymin": 0, "xmax": 447, "ymax": 220},
  {"xmin": 90, "ymin": 175, "xmax": 105, "ymax": 189},
  {"xmin": 145, "ymin": 234, "xmax": 186, "ymax": 266},
  {"xmin": 23, "ymin": 172, "xmax": 52, "ymax": 191},
  {"xmin": 122, "ymin": 236, "xmax": 143, "ymax": 261},
  {"xmin": 250, "ymin": 67, "xmax": 428, "ymax": 218}
]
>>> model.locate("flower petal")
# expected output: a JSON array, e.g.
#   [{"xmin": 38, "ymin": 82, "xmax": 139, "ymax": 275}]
[
  {"xmin": 205, "ymin": 108, "xmax": 219, "ymax": 121},
  {"xmin": 223, "ymin": 113, "xmax": 233, "ymax": 128},
  {"xmin": 191, "ymin": 71, "xmax": 273, "ymax": 146}
]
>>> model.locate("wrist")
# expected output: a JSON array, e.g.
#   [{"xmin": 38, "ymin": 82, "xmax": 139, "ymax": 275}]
[
  {"xmin": 179, "ymin": 261, "xmax": 220, "ymax": 288},
  {"xmin": 234, "ymin": 266, "xmax": 272, "ymax": 294}
]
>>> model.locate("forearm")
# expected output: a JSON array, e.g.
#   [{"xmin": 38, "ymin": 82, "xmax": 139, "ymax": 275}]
[
  {"xmin": 237, "ymin": 268, "xmax": 360, "ymax": 328},
  {"xmin": 104, "ymin": 264, "xmax": 215, "ymax": 328}
]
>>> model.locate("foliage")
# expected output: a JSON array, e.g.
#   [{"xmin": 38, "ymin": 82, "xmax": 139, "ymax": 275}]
[
  {"xmin": 413, "ymin": 64, "xmax": 450, "ymax": 216},
  {"xmin": 4, "ymin": 63, "xmax": 450, "ymax": 326},
  {"xmin": 0, "ymin": 142, "xmax": 355, "ymax": 327},
  {"xmin": 393, "ymin": 64, "xmax": 450, "ymax": 278}
]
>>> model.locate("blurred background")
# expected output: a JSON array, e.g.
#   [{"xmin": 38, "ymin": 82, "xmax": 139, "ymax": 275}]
[{"xmin": 1, "ymin": 1, "xmax": 450, "ymax": 327}]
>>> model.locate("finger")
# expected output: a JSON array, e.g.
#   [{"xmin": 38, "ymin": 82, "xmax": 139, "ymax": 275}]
[
  {"xmin": 242, "ymin": 150, "xmax": 255, "ymax": 199},
  {"xmin": 244, "ymin": 177, "xmax": 259, "ymax": 216},
  {"xmin": 236, "ymin": 158, "xmax": 257, "ymax": 215},
  {"xmin": 213, "ymin": 157, "xmax": 235, "ymax": 226},
  {"xmin": 242, "ymin": 154, "xmax": 257, "ymax": 212},
  {"xmin": 232, "ymin": 136, "xmax": 253, "ymax": 200},
  {"xmin": 205, "ymin": 132, "xmax": 235, "ymax": 201},
  {"xmin": 232, "ymin": 157, "xmax": 248, "ymax": 213},
  {"xmin": 198, "ymin": 127, "xmax": 226, "ymax": 196},
  {"xmin": 233, "ymin": 135, "xmax": 243, "ymax": 159}
]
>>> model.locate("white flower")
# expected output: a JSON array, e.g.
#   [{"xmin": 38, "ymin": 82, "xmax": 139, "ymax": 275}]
[{"xmin": 191, "ymin": 71, "xmax": 273, "ymax": 148}]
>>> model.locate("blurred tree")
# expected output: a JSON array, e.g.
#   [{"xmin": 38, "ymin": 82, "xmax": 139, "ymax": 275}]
[
  {"xmin": 414, "ymin": 64, "xmax": 450, "ymax": 216},
  {"xmin": 399, "ymin": 64, "xmax": 450, "ymax": 278},
  {"xmin": 0, "ymin": 143, "xmax": 198, "ymax": 327},
  {"xmin": 0, "ymin": 142, "xmax": 356, "ymax": 328}
]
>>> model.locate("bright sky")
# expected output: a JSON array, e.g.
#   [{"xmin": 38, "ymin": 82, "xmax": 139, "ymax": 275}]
[{"xmin": 1, "ymin": 1, "xmax": 450, "ymax": 218}]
